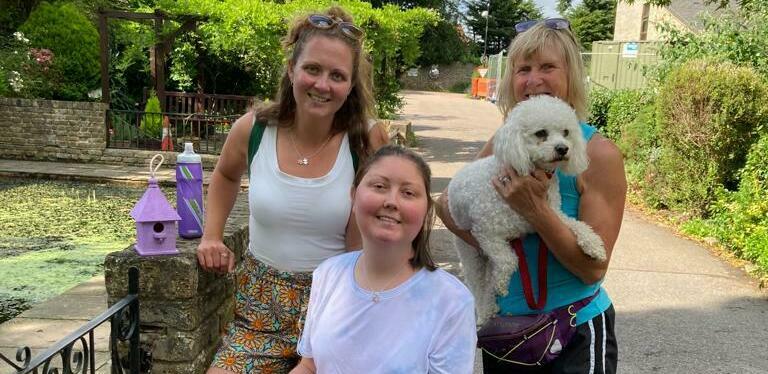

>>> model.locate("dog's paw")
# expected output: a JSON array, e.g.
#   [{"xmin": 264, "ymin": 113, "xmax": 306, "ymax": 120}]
[{"xmin": 568, "ymin": 218, "xmax": 607, "ymax": 261}]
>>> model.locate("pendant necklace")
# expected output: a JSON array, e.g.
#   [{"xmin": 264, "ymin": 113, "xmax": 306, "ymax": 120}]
[
  {"xmin": 289, "ymin": 130, "xmax": 333, "ymax": 166},
  {"xmin": 358, "ymin": 255, "xmax": 409, "ymax": 303}
]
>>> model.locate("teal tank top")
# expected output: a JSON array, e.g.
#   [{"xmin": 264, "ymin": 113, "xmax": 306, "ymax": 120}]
[{"xmin": 496, "ymin": 123, "xmax": 612, "ymax": 325}]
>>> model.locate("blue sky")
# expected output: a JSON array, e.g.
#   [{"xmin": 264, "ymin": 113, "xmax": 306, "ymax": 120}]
[
  {"xmin": 535, "ymin": 0, "xmax": 583, "ymax": 17},
  {"xmin": 536, "ymin": 0, "xmax": 560, "ymax": 17}
]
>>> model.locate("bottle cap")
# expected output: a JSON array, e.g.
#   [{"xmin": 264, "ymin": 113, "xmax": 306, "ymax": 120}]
[{"xmin": 184, "ymin": 142, "xmax": 194, "ymax": 154}]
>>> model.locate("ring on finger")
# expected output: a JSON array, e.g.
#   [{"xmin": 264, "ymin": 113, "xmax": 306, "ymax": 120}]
[
  {"xmin": 221, "ymin": 253, "xmax": 228, "ymax": 258},
  {"xmin": 498, "ymin": 175, "xmax": 511, "ymax": 184}
]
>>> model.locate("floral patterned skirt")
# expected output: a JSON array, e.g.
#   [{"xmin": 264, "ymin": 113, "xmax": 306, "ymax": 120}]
[{"xmin": 210, "ymin": 253, "xmax": 312, "ymax": 373}]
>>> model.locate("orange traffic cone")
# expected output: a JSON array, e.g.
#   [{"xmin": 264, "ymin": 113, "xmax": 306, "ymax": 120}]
[{"xmin": 161, "ymin": 115, "xmax": 173, "ymax": 151}]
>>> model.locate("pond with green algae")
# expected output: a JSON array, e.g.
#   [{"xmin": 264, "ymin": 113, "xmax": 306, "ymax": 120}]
[{"xmin": 0, "ymin": 178, "xmax": 175, "ymax": 324}]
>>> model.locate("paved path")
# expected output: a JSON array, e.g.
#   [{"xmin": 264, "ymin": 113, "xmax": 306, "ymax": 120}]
[
  {"xmin": 0, "ymin": 277, "xmax": 112, "ymax": 373},
  {"xmin": 401, "ymin": 90, "xmax": 768, "ymax": 373},
  {"xmin": 0, "ymin": 159, "xmax": 249, "ymax": 189}
]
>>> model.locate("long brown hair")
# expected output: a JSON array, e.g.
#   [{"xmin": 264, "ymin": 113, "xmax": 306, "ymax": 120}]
[
  {"xmin": 352, "ymin": 145, "xmax": 437, "ymax": 271},
  {"xmin": 254, "ymin": 6, "xmax": 376, "ymax": 161}
]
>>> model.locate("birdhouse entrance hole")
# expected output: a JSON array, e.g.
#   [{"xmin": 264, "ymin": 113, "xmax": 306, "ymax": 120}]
[{"xmin": 153, "ymin": 223, "xmax": 164, "ymax": 233}]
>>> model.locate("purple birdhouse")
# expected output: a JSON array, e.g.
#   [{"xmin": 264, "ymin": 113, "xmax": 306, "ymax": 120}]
[{"xmin": 130, "ymin": 177, "xmax": 181, "ymax": 256}]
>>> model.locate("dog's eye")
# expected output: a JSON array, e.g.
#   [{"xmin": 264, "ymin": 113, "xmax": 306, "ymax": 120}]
[
  {"xmin": 534, "ymin": 130, "xmax": 548, "ymax": 139},
  {"xmin": 563, "ymin": 129, "xmax": 570, "ymax": 137}
]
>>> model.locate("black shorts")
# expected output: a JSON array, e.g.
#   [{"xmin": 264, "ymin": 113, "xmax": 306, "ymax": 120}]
[{"xmin": 482, "ymin": 304, "xmax": 618, "ymax": 374}]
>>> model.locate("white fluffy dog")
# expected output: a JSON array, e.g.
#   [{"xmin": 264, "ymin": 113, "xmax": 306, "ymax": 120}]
[{"xmin": 447, "ymin": 95, "xmax": 607, "ymax": 324}]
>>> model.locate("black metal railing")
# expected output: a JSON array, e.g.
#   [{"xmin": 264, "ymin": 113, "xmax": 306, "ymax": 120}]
[
  {"xmin": 0, "ymin": 267, "xmax": 140, "ymax": 374},
  {"xmin": 107, "ymin": 110, "xmax": 240, "ymax": 154}
]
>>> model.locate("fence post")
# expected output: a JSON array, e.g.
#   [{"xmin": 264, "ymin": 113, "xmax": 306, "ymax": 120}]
[{"xmin": 129, "ymin": 267, "xmax": 140, "ymax": 374}]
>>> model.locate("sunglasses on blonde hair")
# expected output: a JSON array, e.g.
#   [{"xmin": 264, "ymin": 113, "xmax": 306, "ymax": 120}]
[
  {"xmin": 308, "ymin": 14, "xmax": 364, "ymax": 41},
  {"xmin": 515, "ymin": 18, "xmax": 571, "ymax": 33}
]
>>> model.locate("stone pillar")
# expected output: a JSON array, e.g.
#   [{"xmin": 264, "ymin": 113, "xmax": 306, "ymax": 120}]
[{"xmin": 105, "ymin": 193, "xmax": 249, "ymax": 373}]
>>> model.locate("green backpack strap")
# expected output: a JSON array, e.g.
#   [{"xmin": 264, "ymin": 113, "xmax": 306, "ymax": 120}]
[
  {"xmin": 247, "ymin": 117, "xmax": 359, "ymax": 177},
  {"xmin": 247, "ymin": 117, "xmax": 266, "ymax": 178}
]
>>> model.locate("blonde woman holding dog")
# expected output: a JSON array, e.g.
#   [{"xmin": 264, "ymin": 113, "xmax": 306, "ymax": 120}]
[{"xmin": 437, "ymin": 19, "xmax": 626, "ymax": 374}]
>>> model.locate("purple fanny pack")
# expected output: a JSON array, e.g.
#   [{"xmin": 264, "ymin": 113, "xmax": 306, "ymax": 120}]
[{"xmin": 477, "ymin": 292, "xmax": 597, "ymax": 367}]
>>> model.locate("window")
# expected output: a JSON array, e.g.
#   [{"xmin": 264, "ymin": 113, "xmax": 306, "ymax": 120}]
[{"xmin": 640, "ymin": 4, "xmax": 650, "ymax": 40}]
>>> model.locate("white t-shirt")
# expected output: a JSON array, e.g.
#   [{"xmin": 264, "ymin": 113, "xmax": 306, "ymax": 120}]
[{"xmin": 298, "ymin": 251, "xmax": 477, "ymax": 374}]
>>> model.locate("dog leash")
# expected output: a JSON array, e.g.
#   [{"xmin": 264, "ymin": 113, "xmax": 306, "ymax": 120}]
[{"xmin": 510, "ymin": 236, "xmax": 548, "ymax": 310}]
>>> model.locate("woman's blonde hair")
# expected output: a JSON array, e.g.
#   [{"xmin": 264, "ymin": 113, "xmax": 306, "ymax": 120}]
[
  {"xmin": 254, "ymin": 6, "xmax": 376, "ymax": 160},
  {"xmin": 497, "ymin": 22, "xmax": 587, "ymax": 122}
]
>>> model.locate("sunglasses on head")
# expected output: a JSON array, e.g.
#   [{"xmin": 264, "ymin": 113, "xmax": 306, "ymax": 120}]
[
  {"xmin": 308, "ymin": 14, "xmax": 364, "ymax": 41},
  {"xmin": 515, "ymin": 18, "xmax": 570, "ymax": 33}
]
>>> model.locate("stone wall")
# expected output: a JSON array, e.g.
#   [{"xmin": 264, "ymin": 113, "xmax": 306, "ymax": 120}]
[
  {"xmin": 104, "ymin": 193, "xmax": 249, "ymax": 373},
  {"xmin": 101, "ymin": 148, "xmax": 220, "ymax": 170},
  {"xmin": 399, "ymin": 63, "xmax": 474, "ymax": 92},
  {"xmin": 0, "ymin": 98, "xmax": 108, "ymax": 162},
  {"xmin": 0, "ymin": 98, "xmax": 221, "ymax": 169}
]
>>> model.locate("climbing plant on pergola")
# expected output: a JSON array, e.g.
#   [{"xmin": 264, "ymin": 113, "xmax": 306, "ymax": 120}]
[{"xmin": 97, "ymin": 9, "xmax": 206, "ymax": 107}]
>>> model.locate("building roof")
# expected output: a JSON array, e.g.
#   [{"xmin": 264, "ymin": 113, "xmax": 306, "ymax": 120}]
[
  {"xmin": 130, "ymin": 178, "xmax": 180, "ymax": 223},
  {"xmin": 667, "ymin": 0, "xmax": 739, "ymax": 31}
]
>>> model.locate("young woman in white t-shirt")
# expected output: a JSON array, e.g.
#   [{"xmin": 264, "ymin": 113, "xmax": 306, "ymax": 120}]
[{"xmin": 291, "ymin": 145, "xmax": 477, "ymax": 374}]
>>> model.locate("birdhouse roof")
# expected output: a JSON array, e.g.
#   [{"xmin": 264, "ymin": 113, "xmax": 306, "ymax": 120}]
[{"xmin": 130, "ymin": 178, "xmax": 181, "ymax": 223}]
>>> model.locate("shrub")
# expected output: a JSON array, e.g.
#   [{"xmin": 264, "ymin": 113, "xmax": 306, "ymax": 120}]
[
  {"xmin": 0, "ymin": 31, "xmax": 56, "ymax": 98},
  {"xmin": 604, "ymin": 89, "xmax": 653, "ymax": 142},
  {"xmin": 683, "ymin": 135, "xmax": 768, "ymax": 275},
  {"xmin": 587, "ymin": 87, "xmax": 614, "ymax": 131},
  {"xmin": 18, "ymin": 2, "xmax": 100, "ymax": 100},
  {"xmin": 449, "ymin": 81, "xmax": 470, "ymax": 94},
  {"xmin": 141, "ymin": 92, "xmax": 163, "ymax": 139},
  {"xmin": 649, "ymin": 60, "xmax": 768, "ymax": 215},
  {"xmin": 652, "ymin": 3, "xmax": 768, "ymax": 84}
]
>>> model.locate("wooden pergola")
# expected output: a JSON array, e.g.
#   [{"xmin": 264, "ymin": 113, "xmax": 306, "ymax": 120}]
[{"xmin": 97, "ymin": 9, "xmax": 206, "ymax": 107}]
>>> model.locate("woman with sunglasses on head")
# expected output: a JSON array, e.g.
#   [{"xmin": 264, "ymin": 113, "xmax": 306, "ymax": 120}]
[
  {"xmin": 436, "ymin": 19, "xmax": 626, "ymax": 374},
  {"xmin": 197, "ymin": 7, "xmax": 389, "ymax": 374}
]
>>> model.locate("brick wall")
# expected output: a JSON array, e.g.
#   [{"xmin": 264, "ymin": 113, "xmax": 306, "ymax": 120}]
[
  {"xmin": 0, "ymin": 98, "xmax": 108, "ymax": 162},
  {"xmin": 399, "ymin": 62, "xmax": 474, "ymax": 92}
]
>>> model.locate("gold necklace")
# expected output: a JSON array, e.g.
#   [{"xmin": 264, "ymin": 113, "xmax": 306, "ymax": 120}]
[
  {"xmin": 288, "ymin": 130, "xmax": 333, "ymax": 166},
  {"xmin": 358, "ymin": 255, "xmax": 410, "ymax": 303}
]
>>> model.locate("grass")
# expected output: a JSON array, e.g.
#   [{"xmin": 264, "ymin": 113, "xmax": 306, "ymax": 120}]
[{"xmin": 0, "ymin": 178, "xmax": 175, "ymax": 323}]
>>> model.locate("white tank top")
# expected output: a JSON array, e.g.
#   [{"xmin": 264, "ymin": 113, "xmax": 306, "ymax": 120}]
[{"xmin": 248, "ymin": 125, "xmax": 353, "ymax": 272}]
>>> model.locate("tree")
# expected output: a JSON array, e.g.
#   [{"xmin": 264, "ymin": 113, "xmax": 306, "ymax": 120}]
[
  {"xmin": 417, "ymin": 20, "xmax": 471, "ymax": 65},
  {"xmin": 465, "ymin": 0, "xmax": 541, "ymax": 56},
  {"xmin": 364, "ymin": 0, "xmax": 459, "ymax": 19},
  {"xmin": 559, "ymin": 0, "xmax": 616, "ymax": 51},
  {"xmin": 19, "ymin": 2, "xmax": 101, "ymax": 100}
]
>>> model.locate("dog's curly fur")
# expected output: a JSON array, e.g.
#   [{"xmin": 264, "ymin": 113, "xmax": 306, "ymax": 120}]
[{"xmin": 447, "ymin": 95, "xmax": 607, "ymax": 325}]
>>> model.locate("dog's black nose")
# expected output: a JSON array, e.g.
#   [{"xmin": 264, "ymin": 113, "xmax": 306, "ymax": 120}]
[{"xmin": 555, "ymin": 144, "xmax": 569, "ymax": 156}]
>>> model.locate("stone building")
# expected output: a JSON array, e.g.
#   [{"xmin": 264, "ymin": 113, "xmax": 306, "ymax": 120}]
[{"xmin": 613, "ymin": 0, "xmax": 738, "ymax": 42}]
